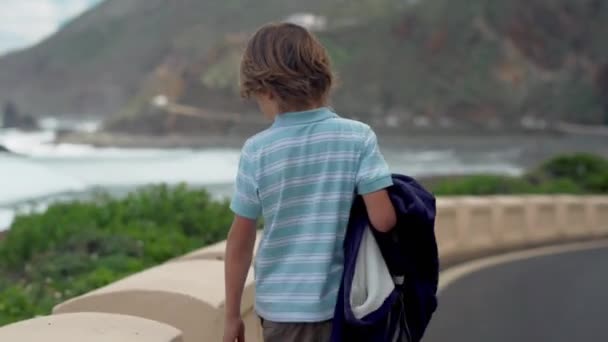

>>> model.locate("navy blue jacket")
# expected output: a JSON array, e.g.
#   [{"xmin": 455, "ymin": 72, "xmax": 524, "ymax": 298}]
[{"xmin": 331, "ymin": 174, "xmax": 439, "ymax": 342}]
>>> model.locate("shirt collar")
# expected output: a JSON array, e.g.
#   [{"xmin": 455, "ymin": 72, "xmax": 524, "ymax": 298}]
[{"xmin": 272, "ymin": 107, "xmax": 337, "ymax": 127}]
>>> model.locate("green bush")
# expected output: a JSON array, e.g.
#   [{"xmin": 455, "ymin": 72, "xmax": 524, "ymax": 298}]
[
  {"xmin": 529, "ymin": 153, "xmax": 608, "ymax": 193},
  {"xmin": 532, "ymin": 178, "xmax": 584, "ymax": 194},
  {"xmin": 587, "ymin": 172, "xmax": 608, "ymax": 193},
  {"xmin": 431, "ymin": 154, "xmax": 607, "ymax": 196},
  {"xmin": 431, "ymin": 175, "xmax": 535, "ymax": 196},
  {"xmin": 0, "ymin": 184, "xmax": 233, "ymax": 326}
]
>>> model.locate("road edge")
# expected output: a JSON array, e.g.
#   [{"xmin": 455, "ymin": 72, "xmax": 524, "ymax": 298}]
[{"xmin": 439, "ymin": 239, "xmax": 608, "ymax": 293}]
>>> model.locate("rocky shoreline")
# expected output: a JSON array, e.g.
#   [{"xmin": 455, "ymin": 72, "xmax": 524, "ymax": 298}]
[
  {"xmin": 53, "ymin": 127, "xmax": 608, "ymax": 173},
  {"xmin": 54, "ymin": 125, "xmax": 550, "ymax": 150},
  {"xmin": 0, "ymin": 145, "xmax": 10, "ymax": 153},
  {"xmin": 55, "ymin": 131, "xmax": 249, "ymax": 149}
]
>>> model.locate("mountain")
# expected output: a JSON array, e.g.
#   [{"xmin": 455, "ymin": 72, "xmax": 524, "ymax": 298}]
[
  {"xmin": 0, "ymin": 0, "xmax": 607, "ymax": 131},
  {"xmin": 0, "ymin": 0, "xmax": 400, "ymax": 118}
]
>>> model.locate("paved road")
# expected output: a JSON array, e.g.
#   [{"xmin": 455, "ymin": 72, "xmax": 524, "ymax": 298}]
[{"xmin": 424, "ymin": 246, "xmax": 608, "ymax": 342}]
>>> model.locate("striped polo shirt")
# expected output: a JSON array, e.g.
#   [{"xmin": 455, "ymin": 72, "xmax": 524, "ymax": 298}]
[{"xmin": 230, "ymin": 107, "xmax": 392, "ymax": 322}]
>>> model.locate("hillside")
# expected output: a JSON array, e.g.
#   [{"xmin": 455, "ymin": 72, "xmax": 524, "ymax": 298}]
[
  {"xmin": 0, "ymin": 0, "xmax": 400, "ymax": 118},
  {"xmin": 0, "ymin": 0, "xmax": 607, "ymax": 132}
]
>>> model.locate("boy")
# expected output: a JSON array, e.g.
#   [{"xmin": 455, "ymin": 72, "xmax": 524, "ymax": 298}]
[{"xmin": 224, "ymin": 23, "xmax": 396, "ymax": 342}]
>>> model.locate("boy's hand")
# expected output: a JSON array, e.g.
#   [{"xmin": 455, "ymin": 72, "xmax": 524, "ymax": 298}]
[
  {"xmin": 223, "ymin": 316, "xmax": 245, "ymax": 342},
  {"xmin": 224, "ymin": 215, "xmax": 256, "ymax": 342}
]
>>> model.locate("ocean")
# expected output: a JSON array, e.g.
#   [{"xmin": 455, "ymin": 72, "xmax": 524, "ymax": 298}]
[{"xmin": 7, "ymin": 118, "xmax": 604, "ymax": 231}]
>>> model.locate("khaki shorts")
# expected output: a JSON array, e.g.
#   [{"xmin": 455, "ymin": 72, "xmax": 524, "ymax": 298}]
[{"xmin": 261, "ymin": 319, "xmax": 333, "ymax": 342}]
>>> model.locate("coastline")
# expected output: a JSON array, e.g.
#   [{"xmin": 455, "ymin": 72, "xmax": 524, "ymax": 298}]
[
  {"xmin": 54, "ymin": 127, "xmax": 587, "ymax": 150},
  {"xmin": 55, "ymin": 131, "xmax": 248, "ymax": 149},
  {"xmin": 53, "ymin": 130, "xmax": 608, "ymax": 169}
]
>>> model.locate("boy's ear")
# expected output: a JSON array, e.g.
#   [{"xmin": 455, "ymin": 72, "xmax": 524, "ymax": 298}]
[
  {"xmin": 266, "ymin": 91, "xmax": 277, "ymax": 100},
  {"xmin": 255, "ymin": 89, "xmax": 273, "ymax": 100}
]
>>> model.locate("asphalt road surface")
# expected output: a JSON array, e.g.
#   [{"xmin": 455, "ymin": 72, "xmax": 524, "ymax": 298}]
[{"xmin": 424, "ymin": 246, "xmax": 608, "ymax": 342}]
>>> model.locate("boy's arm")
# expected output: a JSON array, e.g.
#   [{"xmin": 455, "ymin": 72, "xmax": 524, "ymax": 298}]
[
  {"xmin": 225, "ymin": 141, "xmax": 260, "ymax": 341},
  {"xmin": 357, "ymin": 128, "xmax": 396, "ymax": 232},
  {"xmin": 362, "ymin": 190, "xmax": 396, "ymax": 233},
  {"xmin": 224, "ymin": 215, "xmax": 257, "ymax": 320}
]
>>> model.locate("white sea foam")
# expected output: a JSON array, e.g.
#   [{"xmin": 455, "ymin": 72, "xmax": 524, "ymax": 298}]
[
  {"xmin": 0, "ymin": 127, "xmax": 528, "ymax": 229},
  {"xmin": 0, "ymin": 208, "xmax": 14, "ymax": 231}
]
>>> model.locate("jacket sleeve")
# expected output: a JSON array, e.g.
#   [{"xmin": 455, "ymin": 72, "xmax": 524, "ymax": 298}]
[
  {"xmin": 386, "ymin": 176, "xmax": 439, "ymax": 341},
  {"xmin": 385, "ymin": 176, "xmax": 438, "ymax": 286},
  {"xmin": 394, "ymin": 179, "xmax": 436, "ymax": 227}
]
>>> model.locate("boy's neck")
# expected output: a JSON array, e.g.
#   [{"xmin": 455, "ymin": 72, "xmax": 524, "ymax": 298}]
[
  {"xmin": 264, "ymin": 100, "xmax": 327, "ymax": 120},
  {"xmin": 279, "ymin": 102, "xmax": 327, "ymax": 115}
]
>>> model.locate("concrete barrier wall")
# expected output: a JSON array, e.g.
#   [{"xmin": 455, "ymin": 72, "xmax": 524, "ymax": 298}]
[
  {"xmin": 435, "ymin": 196, "xmax": 608, "ymax": 265},
  {"xmin": 177, "ymin": 231, "xmax": 263, "ymax": 262},
  {"xmin": 53, "ymin": 259, "xmax": 260, "ymax": 342},
  {"xmin": 0, "ymin": 312, "xmax": 183, "ymax": 342},
  {"xmin": 1, "ymin": 195, "xmax": 606, "ymax": 341},
  {"xmin": 589, "ymin": 196, "xmax": 608, "ymax": 236}
]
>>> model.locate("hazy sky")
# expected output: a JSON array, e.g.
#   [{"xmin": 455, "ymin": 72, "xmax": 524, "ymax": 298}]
[{"xmin": 0, "ymin": 0, "xmax": 101, "ymax": 55}]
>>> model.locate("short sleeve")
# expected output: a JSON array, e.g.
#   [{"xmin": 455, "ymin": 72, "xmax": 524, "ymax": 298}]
[
  {"xmin": 230, "ymin": 145, "xmax": 262, "ymax": 220},
  {"xmin": 356, "ymin": 128, "xmax": 393, "ymax": 195}
]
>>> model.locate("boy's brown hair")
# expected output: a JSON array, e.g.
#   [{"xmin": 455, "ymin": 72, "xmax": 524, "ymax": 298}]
[{"xmin": 240, "ymin": 23, "xmax": 334, "ymax": 111}]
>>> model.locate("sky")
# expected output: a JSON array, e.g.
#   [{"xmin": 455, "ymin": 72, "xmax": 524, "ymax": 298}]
[{"xmin": 0, "ymin": 0, "xmax": 102, "ymax": 55}]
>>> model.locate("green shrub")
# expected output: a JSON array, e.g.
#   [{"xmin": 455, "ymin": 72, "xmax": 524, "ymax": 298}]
[
  {"xmin": 0, "ymin": 184, "xmax": 233, "ymax": 326},
  {"xmin": 532, "ymin": 178, "xmax": 584, "ymax": 194},
  {"xmin": 587, "ymin": 172, "xmax": 608, "ymax": 193},
  {"xmin": 528, "ymin": 153, "xmax": 608, "ymax": 193},
  {"xmin": 431, "ymin": 154, "xmax": 607, "ymax": 196},
  {"xmin": 0, "ymin": 286, "xmax": 40, "ymax": 326},
  {"xmin": 431, "ymin": 175, "xmax": 535, "ymax": 196}
]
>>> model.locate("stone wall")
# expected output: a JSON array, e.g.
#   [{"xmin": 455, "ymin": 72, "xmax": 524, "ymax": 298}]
[{"xmin": 1, "ymin": 196, "xmax": 606, "ymax": 341}]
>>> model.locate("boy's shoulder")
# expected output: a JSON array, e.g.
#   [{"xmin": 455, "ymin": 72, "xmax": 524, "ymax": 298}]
[
  {"xmin": 240, "ymin": 126, "xmax": 278, "ymax": 159},
  {"xmin": 328, "ymin": 115, "xmax": 376, "ymax": 143},
  {"xmin": 240, "ymin": 127, "xmax": 274, "ymax": 155},
  {"xmin": 242, "ymin": 114, "xmax": 373, "ymax": 155},
  {"xmin": 330, "ymin": 116, "xmax": 373, "ymax": 133}
]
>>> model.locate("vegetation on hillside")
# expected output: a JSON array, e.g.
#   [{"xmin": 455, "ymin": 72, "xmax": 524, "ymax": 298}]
[
  {"xmin": 0, "ymin": 153, "xmax": 606, "ymax": 326},
  {"xmin": 108, "ymin": 0, "xmax": 608, "ymax": 134},
  {"xmin": 0, "ymin": 0, "xmax": 399, "ymax": 118},
  {"xmin": 0, "ymin": 0, "xmax": 607, "ymax": 130}
]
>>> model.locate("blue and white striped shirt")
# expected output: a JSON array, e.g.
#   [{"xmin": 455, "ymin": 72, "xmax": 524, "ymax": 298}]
[{"xmin": 230, "ymin": 107, "xmax": 392, "ymax": 322}]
